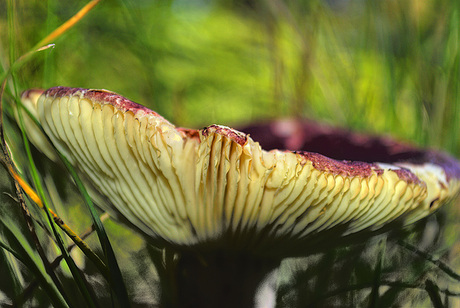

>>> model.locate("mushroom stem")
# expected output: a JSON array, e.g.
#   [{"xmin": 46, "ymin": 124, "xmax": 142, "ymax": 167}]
[{"xmin": 161, "ymin": 250, "xmax": 280, "ymax": 308}]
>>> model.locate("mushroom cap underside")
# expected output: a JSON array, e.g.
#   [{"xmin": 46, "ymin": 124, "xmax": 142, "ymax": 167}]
[{"xmin": 19, "ymin": 87, "xmax": 460, "ymax": 255}]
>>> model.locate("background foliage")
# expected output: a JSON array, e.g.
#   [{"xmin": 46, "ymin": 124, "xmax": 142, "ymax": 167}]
[{"xmin": 1, "ymin": 0, "xmax": 460, "ymax": 306}]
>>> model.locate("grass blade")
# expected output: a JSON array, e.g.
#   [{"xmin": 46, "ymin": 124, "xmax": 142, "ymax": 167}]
[
  {"xmin": 60, "ymin": 154, "xmax": 131, "ymax": 307},
  {"xmin": 34, "ymin": 0, "xmax": 102, "ymax": 50},
  {"xmin": 0, "ymin": 218, "xmax": 67, "ymax": 308},
  {"xmin": 398, "ymin": 240, "xmax": 460, "ymax": 282},
  {"xmin": 15, "ymin": 99, "xmax": 98, "ymax": 308},
  {"xmin": 8, "ymin": 164, "xmax": 109, "ymax": 279},
  {"xmin": 11, "ymin": 94, "xmax": 130, "ymax": 305},
  {"xmin": 425, "ymin": 279, "xmax": 445, "ymax": 308}
]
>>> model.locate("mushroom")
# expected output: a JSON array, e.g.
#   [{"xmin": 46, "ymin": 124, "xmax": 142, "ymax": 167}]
[{"xmin": 19, "ymin": 87, "xmax": 460, "ymax": 307}]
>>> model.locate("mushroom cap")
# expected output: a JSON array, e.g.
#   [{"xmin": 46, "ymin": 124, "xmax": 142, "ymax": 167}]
[{"xmin": 20, "ymin": 87, "xmax": 460, "ymax": 256}]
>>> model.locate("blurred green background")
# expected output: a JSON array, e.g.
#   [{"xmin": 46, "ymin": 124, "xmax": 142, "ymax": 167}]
[
  {"xmin": 4, "ymin": 0, "xmax": 459, "ymax": 146},
  {"xmin": 1, "ymin": 0, "xmax": 460, "ymax": 306}
]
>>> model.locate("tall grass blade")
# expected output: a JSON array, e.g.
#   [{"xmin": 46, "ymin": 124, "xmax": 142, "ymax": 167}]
[
  {"xmin": 4, "ymin": 81, "xmax": 125, "ymax": 305},
  {"xmin": 425, "ymin": 279, "xmax": 445, "ymax": 308},
  {"xmin": 34, "ymin": 0, "xmax": 102, "ymax": 50},
  {"xmin": 2, "ymin": 4, "xmax": 72, "ymax": 303},
  {"xmin": 398, "ymin": 240, "xmax": 460, "ymax": 282},
  {"xmin": 8, "ymin": 163, "xmax": 109, "ymax": 279},
  {"xmin": 0, "ymin": 219, "xmax": 67, "ymax": 308},
  {"xmin": 15, "ymin": 99, "xmax": 98, "ymax": 308},
  {"xmin": 10, "ymin": 93, "xmax": 130, "ymax": 305},
  {"xmin": 0, "ymin": 244, "xmax": 23, "ymax": 302},
  {"xmin": 60, "ymin": 154, "xmax": 131, "ymax": 307}
]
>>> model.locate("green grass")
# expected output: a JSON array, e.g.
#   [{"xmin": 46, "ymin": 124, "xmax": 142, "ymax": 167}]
[{"xmin": 1, "ymin": 0, "xmax": 460, "ymax": 306}]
